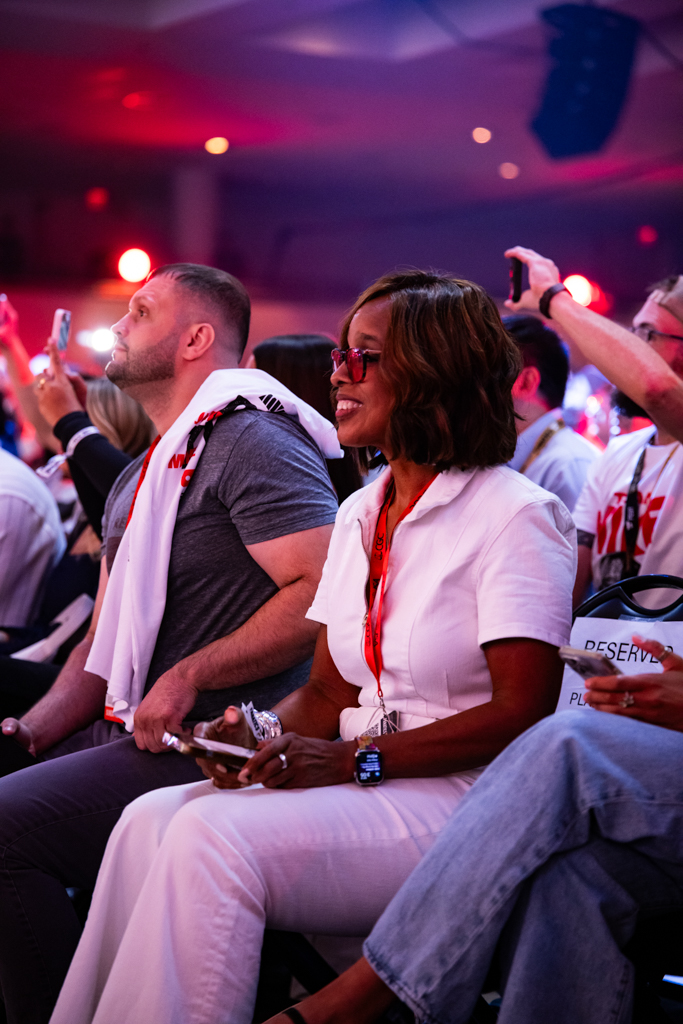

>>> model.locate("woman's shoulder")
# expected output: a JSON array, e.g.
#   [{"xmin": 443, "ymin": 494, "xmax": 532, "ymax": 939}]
[{"xmin": 471, "ymin": 465, "xmax": 575, "ymax": 533}]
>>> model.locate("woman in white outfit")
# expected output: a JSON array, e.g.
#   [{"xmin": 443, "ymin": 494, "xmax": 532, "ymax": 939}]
[{"xmin": 51, "ymin": 270, "xmax": 576, "ymax": 1024}]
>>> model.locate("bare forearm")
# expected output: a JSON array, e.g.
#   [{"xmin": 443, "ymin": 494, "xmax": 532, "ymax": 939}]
[
  {"xmin": 176, "ymin": 579, "xmax": 321, "ymax": 692},
  {"xmin": 274, "ymin": 681, "xmax": 348, "ymax": 739},
  {"xmin": 21, "ymin": 636, "xmax": 107, "ymax": 753},
  {"xmin": 551, "ymin": 292, "xmax": 683, "ymax": 438},
  {"xmin": 374, "ymin": 696, "xmax": 555, "ymax": 779}
]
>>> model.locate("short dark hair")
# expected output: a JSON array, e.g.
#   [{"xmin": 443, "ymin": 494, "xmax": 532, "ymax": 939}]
[
  {"xmin": 339, "ymin": 270, "xmax": 521, "ymax": 473},
  {"xmin": 503, "ymin": 315, "xmax": 569, "ymax": 411},
  {"xmin": 150, "ymin": 263, "xmax": 251, "ymax": 357}
]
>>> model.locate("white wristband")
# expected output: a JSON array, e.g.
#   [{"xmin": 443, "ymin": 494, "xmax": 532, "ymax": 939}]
[{"xmin": 36, "ymin": 426, "xmax": 100, "ymax": 479}]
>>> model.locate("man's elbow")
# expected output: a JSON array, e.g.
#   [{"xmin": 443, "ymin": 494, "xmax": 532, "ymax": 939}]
[{"xmin": 642, "ymin": 379, "xmax": 682, "ymax": 421}]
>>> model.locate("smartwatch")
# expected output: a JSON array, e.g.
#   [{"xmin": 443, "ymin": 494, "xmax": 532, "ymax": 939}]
[{"xmin": 354, "ymin": 735, "xmax": 384, "ymax": 786}]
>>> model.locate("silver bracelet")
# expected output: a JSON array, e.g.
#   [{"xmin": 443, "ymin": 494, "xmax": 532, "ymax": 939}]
[{"xmin": 241, "ymin": 702, "xmax": 283, "ymax": 741}]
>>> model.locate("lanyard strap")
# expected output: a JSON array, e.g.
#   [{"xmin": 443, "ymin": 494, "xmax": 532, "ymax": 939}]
[
  {"xmin": 126, "ymin": 434, "xmax": 161, "ymax": 528},
  {"xmin": 364, "ymin": 472, "xmax": 438, "ymax": 701},
  {"xmin": 624, "ymin": 433, "xmax": 679, "ymax": 570},
  {"xmin": 519, "ymin": 417, "xmax": 565, "ymax": 475}
]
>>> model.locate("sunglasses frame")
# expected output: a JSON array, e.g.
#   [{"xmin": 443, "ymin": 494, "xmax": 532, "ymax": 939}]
[{"xmin": 331, "ymin": 347, "xmax": 380, "ymax": 383}]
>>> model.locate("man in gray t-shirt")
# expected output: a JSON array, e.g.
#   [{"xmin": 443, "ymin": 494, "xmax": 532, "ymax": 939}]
[
  {"xmin": 104, "ymin": 409, "xmax": 337, "ymax": 721},
  {"xmin": 0, "ymin": 263, "xmax": 341, "ymax": 1024}
]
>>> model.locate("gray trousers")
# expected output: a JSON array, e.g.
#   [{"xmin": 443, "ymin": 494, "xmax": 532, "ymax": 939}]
[{"xmin": 0, "ymin": 723, "xmax": 205, "ymax": 1024}]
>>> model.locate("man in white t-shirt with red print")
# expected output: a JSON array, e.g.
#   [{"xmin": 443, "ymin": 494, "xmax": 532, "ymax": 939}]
[{"xmin": 573, "ymin": 274, "xmax": 683, "ymax": 607}]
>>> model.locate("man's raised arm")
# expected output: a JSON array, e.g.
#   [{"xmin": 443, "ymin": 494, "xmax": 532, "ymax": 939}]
[{"xmin": 505, "ymin": 245, "xmax": 683, "ymax": 443}]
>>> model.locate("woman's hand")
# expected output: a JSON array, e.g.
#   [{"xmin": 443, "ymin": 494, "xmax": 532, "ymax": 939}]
[
  {"xmin": 36, "ymin": 340, "xmax": 86, "ymax": 427},
  {"xmin": 584, "ymin": 635, "xmax": 683, "ymax": 732},
  {"xmin": 193, "ymin": 706, "xmax": 258, "ymax": 789},
  {"xmin": 237, "ymin": 733, "xmax": 355, "ymax": 790}
]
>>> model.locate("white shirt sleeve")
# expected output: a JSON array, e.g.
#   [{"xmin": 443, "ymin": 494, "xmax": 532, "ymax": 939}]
[
  {"xmin": 0, "ymin": 495, "xmax": 55, "ymax": 626},
  {"xmin": 306, "ymin": 551, "xmax": 331, "ymax": 625},
  {"xmin": 475, "ymin": 496, "xmax": 576, "ymax": 650}
]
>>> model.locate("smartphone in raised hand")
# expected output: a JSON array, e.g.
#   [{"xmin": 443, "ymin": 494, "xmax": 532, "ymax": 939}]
[
  {"xmin": 508, "ymin": 258, "xmax": 523, "ymax": 303},
  {"xmin": 51, "ymin": 308, "xmax": 71, "ymax": 351}
]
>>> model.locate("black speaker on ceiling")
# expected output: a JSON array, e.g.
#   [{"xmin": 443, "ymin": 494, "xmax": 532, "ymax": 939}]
[{"xmin": 531, "ymin": 4, "xmax": 641, "ymax": 160}]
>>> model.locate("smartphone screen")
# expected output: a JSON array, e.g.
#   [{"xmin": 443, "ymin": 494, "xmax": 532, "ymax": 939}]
[{"xmin": 51, "ymin": 309, "xmax": 71, "ymax": 351}]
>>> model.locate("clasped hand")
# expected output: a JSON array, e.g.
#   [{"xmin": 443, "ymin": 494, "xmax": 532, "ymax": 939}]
[{"xmin": 193, "ymin": 706, "xmax": 354, "ymax": 790}]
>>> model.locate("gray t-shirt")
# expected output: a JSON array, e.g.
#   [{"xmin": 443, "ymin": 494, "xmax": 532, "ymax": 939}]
[{"xmin": 102, "ymin": 409, "xmax": 338, "ymax": 721}]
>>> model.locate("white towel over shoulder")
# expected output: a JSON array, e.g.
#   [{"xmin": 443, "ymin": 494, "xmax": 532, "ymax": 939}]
[{"xmin": 86, "ymin": 368, "xmax": 342, "ymax": 731}]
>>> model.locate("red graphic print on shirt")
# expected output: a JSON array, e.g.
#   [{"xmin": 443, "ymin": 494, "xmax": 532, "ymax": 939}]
[{"xmin": 596, "ymin": 490, "xmax": 665, "ymax": 557}]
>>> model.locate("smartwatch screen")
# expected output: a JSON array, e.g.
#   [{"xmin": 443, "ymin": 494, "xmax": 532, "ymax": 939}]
[{"xmin": 355, "ymin": 748, "xmax": 383, "ymax": 785}]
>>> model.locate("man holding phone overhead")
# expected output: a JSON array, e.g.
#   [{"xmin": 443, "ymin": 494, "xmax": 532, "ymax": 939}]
[
  {"xmin": 506, "ymin": 248, "xmax": 683, "ymax": 607},
  {"xmin": 0, "ymin": 263, "xmax": 340, "ymax": 1024}
]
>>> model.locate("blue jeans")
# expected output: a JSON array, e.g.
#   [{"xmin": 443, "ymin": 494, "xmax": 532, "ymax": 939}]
[{"xmin": 364, "ymin": 712, "xmax": 683, "ymax": 1024}]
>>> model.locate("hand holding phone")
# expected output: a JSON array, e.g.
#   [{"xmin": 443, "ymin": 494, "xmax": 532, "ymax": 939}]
[
  {"xmin": 163, "ymin": 731, "xmax": 255, "ymax": 770},
  {"xmin": 508, "ymin": 258, "xmax": 523, "ymax": 303},
  {"xmin": 559, "ymin": 645, "xmax": 621, "ymax": 680},
  {"xmin": 51, "ymin": 309, "xmax": 71, "ymax": 352}
]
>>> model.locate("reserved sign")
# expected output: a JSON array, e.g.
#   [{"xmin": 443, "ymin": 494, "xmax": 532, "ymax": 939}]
[{"xmin": 556, "ymin": 617, "xmax": 683, "ymax": 713}]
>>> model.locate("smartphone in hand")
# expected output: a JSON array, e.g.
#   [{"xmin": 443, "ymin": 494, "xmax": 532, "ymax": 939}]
[
  {"xmin": 162, "ymin": 731, "xmax": 255, "ymax": 769},
  {"xmin": 51, "ymin": 308, "xmax": 71, "ymax": 351},
  {"xmin": 508, "ymin": 258, "xmax": 523, "ymax": 303},
  {"xmin": 559, "ymin": 645, "xmax": 621, "ymax": 680}
]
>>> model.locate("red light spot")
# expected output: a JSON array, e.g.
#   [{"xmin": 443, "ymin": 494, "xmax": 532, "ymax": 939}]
[
  {"xmin": 637, "ymin": 225, "xmax": 658, "ymax": 246},
  {"xmin": 563, "ymin": 275, "xmax": 612, "ymax": 315},
  {"xmin": 118, "ymin": 249, "xmax": 151, "ymax": 283},
  {"xmin": 122, "ymin": 91, "xmax": 153, "ymax": 110},
  {"xmin": 85, "ymin": 187, "xmax": 109, "ymax": 211}
]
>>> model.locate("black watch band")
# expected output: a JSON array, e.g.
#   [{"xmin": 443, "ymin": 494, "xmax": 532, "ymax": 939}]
[{"xmin": 539, "ymin": 283, "xmax": 569, "ymax": 319}]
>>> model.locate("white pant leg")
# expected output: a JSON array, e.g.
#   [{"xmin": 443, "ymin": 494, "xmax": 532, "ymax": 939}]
[
  {"xmin": 51, "ymin": 775, "xmax": 470, "ymax": 1024},
  {"xmin": 50, "ymin": 780, "xmax": 216, "ymax": 1024}
]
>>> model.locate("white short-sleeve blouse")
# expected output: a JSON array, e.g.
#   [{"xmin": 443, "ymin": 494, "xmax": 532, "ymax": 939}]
[{"xmin": 306, "ymin": 465, "xmax": 576, "ymax": 741}]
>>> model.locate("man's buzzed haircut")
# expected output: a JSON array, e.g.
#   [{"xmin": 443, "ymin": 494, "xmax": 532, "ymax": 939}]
[
  {"xmin": 150, "ymin": 263, "xmax": 251, "ymax": 357},
  {"xmin": 503, "ymin": 314, "xmax": 569, "ymax": 411}
]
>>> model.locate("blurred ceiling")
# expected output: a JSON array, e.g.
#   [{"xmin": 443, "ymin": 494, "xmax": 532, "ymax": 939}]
[{"xmin": 0, "ymin": 0, "xmax": 680, "ymax": 208}]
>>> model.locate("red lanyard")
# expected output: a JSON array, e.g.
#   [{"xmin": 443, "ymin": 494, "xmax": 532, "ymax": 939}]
[
  {"xmin": 364, "ymin": 472, "xmax": 438, "ymax": 701},
  {"xmin": 125, "ymin": 434, "xmax": 161, "ymax": 529}
]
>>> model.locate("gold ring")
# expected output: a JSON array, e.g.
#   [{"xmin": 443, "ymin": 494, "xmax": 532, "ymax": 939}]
[{"xmin": 37, "ymin": 376, "xmax": 46, "ymax": 389}]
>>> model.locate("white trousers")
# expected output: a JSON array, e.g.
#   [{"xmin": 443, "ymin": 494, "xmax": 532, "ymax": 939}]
[{"xmin": 50, "ymin": 773, "xmax": 474, "ymax": 1024}]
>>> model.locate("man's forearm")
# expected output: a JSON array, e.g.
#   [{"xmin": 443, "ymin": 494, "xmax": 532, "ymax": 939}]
[
  {"xmin": 21, "ymin": 635, "xmax": 107, "ymax": 753},
  {"xmin": 175, "ymin": 578, "xmax": 320, "ymax": 691},
  {"xmin": 550, "ymin": 292, "xmax": 683, "ymax": 440}
]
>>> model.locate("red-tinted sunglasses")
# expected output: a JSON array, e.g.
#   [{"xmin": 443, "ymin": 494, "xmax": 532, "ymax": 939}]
[{"xmin": 330, "ymin": 347, "xmax": 380, "ymax": 383}]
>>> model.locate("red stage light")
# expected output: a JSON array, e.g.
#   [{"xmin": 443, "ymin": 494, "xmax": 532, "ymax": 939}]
[
  {"xmin": 85, "ymin": 187, "xmax": 109, "ymax": 211},
  {"xmin": 563, "ymin": 275, "xmax": 612, "ymax": 315},
  {"xmin": 637, "ymin": 225, "xmax": 658, "ymax": 246},
  {"xmin": 118, "ymin": 249, "xmax": 151, "ymax": 283},
  {"xmin": 563, "ymin": 274, "xmax": 593, "ymax": 306},
  {"xmin": 122, "ymin": 91, "xmax": 153, "ymax": 110}
]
